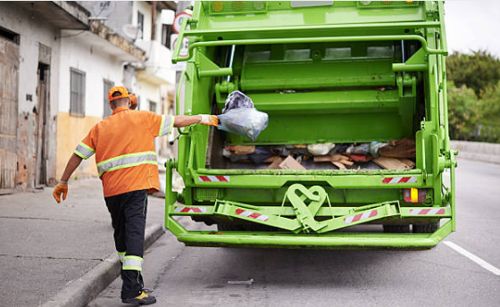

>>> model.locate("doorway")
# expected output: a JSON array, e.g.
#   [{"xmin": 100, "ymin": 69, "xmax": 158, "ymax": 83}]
[
  {"xmin": 0, "ymin": 27, "xmax": 19, "ymax": 193},
  {"xmin": 35, "ymin": 62, "xmax": 50, "ymax": 187}
]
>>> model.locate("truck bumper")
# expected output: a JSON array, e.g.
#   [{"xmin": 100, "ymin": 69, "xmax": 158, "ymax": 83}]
[{"xmin": 166, "ymin": 217, "xmax": 453, "ymax": 249}]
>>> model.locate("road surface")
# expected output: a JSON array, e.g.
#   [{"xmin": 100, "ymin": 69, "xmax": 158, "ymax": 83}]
[{"xmin": 89, "ymin": 158, "xmax": 500, "ymax": 307}]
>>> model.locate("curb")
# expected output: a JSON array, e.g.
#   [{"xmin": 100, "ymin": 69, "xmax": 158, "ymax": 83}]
[
  {"xmin": 41, "ymin": 224, "xmax": 165, "ymax": 307},
  {"xmin": 451, "ymin": 140, "xmax": 500, "ymax": 165}
]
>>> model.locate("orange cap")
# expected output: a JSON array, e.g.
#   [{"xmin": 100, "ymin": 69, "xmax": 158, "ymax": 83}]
[{"xmin": 108, "ymin": 86, "xmax": 130, "ymax": 102}]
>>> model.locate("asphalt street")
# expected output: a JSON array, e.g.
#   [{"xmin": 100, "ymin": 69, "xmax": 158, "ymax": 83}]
[{"xmin": 90, "ymin": 158, "xmax": 500, "ymax": 307}]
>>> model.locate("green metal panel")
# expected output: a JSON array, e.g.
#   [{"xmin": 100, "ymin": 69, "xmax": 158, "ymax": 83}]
[{"xmin": 167, "ymin": 1, "xmax": 456, "ymax": 249}]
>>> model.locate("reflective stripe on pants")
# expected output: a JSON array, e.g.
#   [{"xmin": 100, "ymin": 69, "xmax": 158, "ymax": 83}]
[{"xmin": 123, "ymin": 255, "xmax": 143, "ymax": 271}]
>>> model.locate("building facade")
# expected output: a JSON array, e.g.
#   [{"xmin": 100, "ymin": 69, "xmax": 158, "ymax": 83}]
[
  {"xmin": 0, "ymin": 1, "xmax": 178, "ymax": 192},
  {"xmin": 80, "ymin": 0, "xmax": 177, "ymax": 160},
  {"xmin": 0, "ymin": 2, "xmax": 89, "ymax": 191}
]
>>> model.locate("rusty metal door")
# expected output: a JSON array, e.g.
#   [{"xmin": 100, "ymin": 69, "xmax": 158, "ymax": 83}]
[{"xmin": 0, "ymin": 35, "xmax": 19, "ymax": 192}]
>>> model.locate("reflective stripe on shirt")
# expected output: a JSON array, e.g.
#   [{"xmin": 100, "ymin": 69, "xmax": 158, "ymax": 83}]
[
  {"xmin": 158, "ymin": 115, "xmax": 174, "ymax": 136},
  {"xmin": 74, "ymin": 142, "xmax": 95, "ymax": 159},
  {"xmin": 96, "ymin": 151, "xmax": 157, "ymax": 176}
]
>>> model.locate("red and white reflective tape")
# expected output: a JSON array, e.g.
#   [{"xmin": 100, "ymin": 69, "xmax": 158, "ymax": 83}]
[
  {"xmin": 382, "ymin": 176, "xmax": 417, "ymax": 184},
  {"xmin": 235, "ymin": 208, "xmax": 269, "ymax": 222},
  {"xmin": 344, "ymin": 210, "xmax": 378, "ymax": 224},
  {"xmin": 174, "ymin": 206, "xmax": 207, "ymax": 213},
  {"xmin": 198, "ymin": 175, "xmax": 230, "ymax": 182},
  {"xmin": 409, "ymin": 208, "xmax": 445, "ymax": 215}
]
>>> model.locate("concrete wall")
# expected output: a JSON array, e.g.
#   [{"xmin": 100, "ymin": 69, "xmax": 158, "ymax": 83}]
[
  {"xmin": 56, "ymin": 34, "xmax": 125, "ymax": 179},
  {"xmin": 451, "ymin": 141, "xmax": 500, "ymax": 165},
  {"xmin": 58, "ymin": 35, "xmax": 124, "ymax": 116},
  {"xmin": 0, "ymin": 3, "xmax": 61, "ymax": 188}
]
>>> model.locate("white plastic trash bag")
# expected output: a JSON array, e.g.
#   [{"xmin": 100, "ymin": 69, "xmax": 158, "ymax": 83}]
[{"xmin": 217, "ymin": 91, "xmax": 269, "ymax": 141}]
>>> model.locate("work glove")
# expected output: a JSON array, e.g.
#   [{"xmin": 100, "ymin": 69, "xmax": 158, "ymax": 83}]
[
  {"xmin": 52, "ymin": 182, "xmax": 68, "ymax": 204},
  {"xmin": 199, "ymin": 114, "xmax": 219, "ymax": 127}
]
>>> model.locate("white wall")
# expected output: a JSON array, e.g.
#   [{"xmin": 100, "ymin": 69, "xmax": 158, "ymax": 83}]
[
  {"xmin": 58, "ymin": 34, "xmax": 124, "ymax": 118},
  {"xmin": 135, "ymin": 80, "xmax": 163, "ymax": 112}
]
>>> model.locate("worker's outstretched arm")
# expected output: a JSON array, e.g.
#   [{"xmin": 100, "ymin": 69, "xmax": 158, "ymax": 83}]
[
  {"xmin": 52, "ymin": 154, "xmax": 83, "ymax": 203},
  {"xmin": 174, "ymin": 115, "xmax": 218, "ymax": 127}
]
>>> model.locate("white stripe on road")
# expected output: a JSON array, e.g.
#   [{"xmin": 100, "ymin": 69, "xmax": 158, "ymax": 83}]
[{"xmin": 444, "ymin": 241, "xmax": 500, "ymax": 276}]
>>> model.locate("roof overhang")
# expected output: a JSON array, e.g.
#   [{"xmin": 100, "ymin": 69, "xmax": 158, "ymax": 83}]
[
  {"xmin": 62, "ymin": 23, "xmax": 146, "ymax": 63},
  {"xmin": 17, "ymin": 1, "xmax": 89, "ymax": 30},
  {"xmin": 88, "ymin": 20, "xmax": 146, "ymax": 62}
]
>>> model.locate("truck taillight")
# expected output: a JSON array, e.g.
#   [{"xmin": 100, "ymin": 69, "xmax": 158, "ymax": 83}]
[
  {"xmin": 210, "ymin": 1, "xmax": 267, "ymax": 15},
  {"xmin": 403, "ymin": 188, "xmax": 427, "ymax": 203}
]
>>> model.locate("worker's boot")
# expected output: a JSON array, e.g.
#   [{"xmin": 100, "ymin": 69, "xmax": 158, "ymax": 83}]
[{"xmin": 122, "ymin": 290, "xmax": 157, "ymax": 305}]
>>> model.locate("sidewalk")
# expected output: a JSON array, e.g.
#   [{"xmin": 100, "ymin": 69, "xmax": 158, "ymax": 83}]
[{"xmin": 0, "ymin": 178, "xmax": 164, "ymax": 307}]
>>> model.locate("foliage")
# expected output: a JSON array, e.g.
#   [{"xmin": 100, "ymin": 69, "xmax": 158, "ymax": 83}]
[
  {"xmin": 446, "ymin": 51, "xmax": 500, "ymax": 142},
  {"xmin": 447, "ymin": 82, "xmax": 480, "ymax": 140},
  {"xmin": 446, "ymin": 50, "xmax": 500, "ymax": 97},
  {"xmin": 476, "ymin": 82, "xmax": 500, "ymax": 142}
]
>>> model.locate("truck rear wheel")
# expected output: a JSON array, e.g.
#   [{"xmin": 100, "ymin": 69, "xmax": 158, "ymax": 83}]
[
  {"xmin": 413, "ymin": 222, "xmax": 439, "ymax": 233},
  {"xmin": 383, "ymin": 224, "xmax": 411, "ymax": 233}
]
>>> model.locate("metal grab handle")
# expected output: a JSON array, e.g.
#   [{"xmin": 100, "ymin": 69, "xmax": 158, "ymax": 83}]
[
  {"xmin": 175, "ymin": 71, "xmax": 189, "ymax": 135},
  {"xmin": 172, "ymin": 17, "xmax": 190, "ymax": 63},
  {"xmin": 173, "ymin": 34, "xmax": 447, "ymax": 63}
]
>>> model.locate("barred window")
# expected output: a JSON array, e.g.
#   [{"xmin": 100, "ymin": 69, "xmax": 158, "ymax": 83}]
[{"xmin": 70, "ymin": 68, "xmax": 85, "ymax": 116}]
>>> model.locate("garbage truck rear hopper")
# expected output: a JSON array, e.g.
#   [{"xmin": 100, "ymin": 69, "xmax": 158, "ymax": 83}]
[{"xmin": 166, "ymin": 1, "xmax": 457, "ymax": 249}]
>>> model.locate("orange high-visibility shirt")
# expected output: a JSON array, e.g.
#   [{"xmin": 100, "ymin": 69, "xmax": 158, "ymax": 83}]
[{"xmin": 74, "ymin": 107, "xmax": 174, "ymax": 197}]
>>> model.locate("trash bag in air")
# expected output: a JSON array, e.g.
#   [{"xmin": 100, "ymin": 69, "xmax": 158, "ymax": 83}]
[{"xmin": 218, "ymin": 91, "xmax": 269, "ymax": 141}]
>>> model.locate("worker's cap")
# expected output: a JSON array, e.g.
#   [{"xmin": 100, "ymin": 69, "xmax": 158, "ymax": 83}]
[{"xmin": 108, "ymin": 86, "xmax": 130, "ymax": 102}]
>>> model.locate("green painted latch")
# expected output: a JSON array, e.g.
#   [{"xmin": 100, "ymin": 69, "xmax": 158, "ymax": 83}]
[{"xmin": 195, "ymin": 52, "xmax": 233, "ymax": 78}]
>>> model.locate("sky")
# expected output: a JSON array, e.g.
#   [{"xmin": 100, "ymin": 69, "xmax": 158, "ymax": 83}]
[{"xmin": 445, "ymin": 0, "xmax": 500, "ymax": 56}]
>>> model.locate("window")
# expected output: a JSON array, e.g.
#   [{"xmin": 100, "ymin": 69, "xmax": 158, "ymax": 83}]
[
  {"xmin": 70, "ymin": 68, "xmax": 85, "ymax": 116},
  {"xmin": 0, "ymin": 25, "xmax": 20, "ymax": 44},
  {"xmin": 103, "ymin": 79, "xmax": 114, "ymax": 118},
  {"xmin": 149, "ymin": 100, "xmax": 157, "ymax": 113},
  {"xmin": 137, "ymin": 11, "xmax": 144, "ymax": 39},
  {"xmin": 161, "ymin": 24, "xmax": 173, "ymax": 48}
]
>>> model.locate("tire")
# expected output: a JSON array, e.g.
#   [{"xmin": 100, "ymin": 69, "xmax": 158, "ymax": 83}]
[
  {"xmin": 413, "ymin": 222, "xmax": 439, "ymax": 233},
  {"xmin": 383, "ymin": 224, "xmax": 411, "ymax": 233}
]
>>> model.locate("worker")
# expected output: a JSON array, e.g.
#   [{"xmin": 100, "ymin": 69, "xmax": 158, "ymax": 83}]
[
  {"xmin": 52, "ymin": 86, "xmax": 218, "ymax": 305},
  {"xmin": 129, "ymin": 92, "xmax": 138, "ymax": 110}
]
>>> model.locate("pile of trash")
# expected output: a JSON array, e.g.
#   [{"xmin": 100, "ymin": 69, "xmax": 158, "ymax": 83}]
[
  {"xmin": 222, "ymin": 139, "xmax": 416, "ymax": 170},
  {"xmin": 214, "ymin": 91, "xmax": 416, "ymax": 170}
]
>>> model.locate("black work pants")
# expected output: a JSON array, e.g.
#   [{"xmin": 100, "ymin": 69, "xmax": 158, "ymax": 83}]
[{"xmin": 105, "ymin": 189, "xmax": 148, "ymax": 299}]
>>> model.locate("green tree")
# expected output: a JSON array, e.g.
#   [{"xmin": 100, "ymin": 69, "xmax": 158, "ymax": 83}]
[
  {"xmin": 447, "ymin": 50, "xmax": 500, "ymax": 97},
  {"xmin": 476, "ymin": 81, "xmax": 500, "ymax": 142},
  {"xmin": 447, "ymin": 82, "xmax": 480, "ymax": 140}
]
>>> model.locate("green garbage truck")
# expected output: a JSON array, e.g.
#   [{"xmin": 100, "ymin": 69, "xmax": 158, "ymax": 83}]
[{"xmin": 167, "ymin": 1, "xmax": 457, "ymax": 249}]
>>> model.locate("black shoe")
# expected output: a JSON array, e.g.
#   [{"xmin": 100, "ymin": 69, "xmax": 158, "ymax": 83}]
[{"xmin": 122, "ymin": 291, "xmax": 157, "ymax": 305}]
